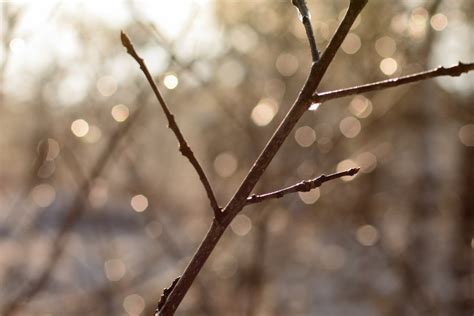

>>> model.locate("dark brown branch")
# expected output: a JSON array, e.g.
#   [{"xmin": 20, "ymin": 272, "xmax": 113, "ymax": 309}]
[
  {"xmin": 158, "ymin": 1, "xmax": 368, "ymax": 315},
  {"xmin": 120, "ymin": 31, "xmax": 221, "ymax": 220},
  {"xmin": 246, "ymin": 168, "xmax": 360, "ymax": 205},
  {"xmin": 222, "ymin": 0, "xmax": 367, "ymax": 225},
  {"xmin": 292, "ymin": 0, "xmax": 319, "ymax": 62},
  {"xmin": 157, "ymin": 276, "xmax": 181, "ymax": 313},
  {"xmin": 313, "ymin": 62, "xmax": 474, "ymax": 103}
]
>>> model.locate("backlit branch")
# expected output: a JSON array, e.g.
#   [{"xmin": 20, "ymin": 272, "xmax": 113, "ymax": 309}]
[
  {"xmin": 120, "ymin": 32, "xmax": 221, "ymax": 220},
  {"xmin": 158, "ymin": 1, "xmax": 368, "ymax": 314},
  {"xmin": 292, "ymin": 0, "xmax": 319, "ymax": 62},
  {"xmin": 246, "ymin": 168, "xmax": 360, "ymax": 205},
  {"xmin": 312, "ymin": 62, "xmax": 474, "ymax": 104}
]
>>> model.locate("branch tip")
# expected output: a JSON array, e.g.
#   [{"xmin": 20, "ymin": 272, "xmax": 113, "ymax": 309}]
[
  {"xmin": 292, "ymin": 0, "xmax": 319, "ymax": 62},
  {"xmin": 122, "ymin": 33, "xmax": 221, "ymax": 221},
  {"xmin": 246, "ymin": 167, "xmax": 361, "ymax": 206},
  {"xmin": 312, "ymin": 62, "xmax": 474, "ymax": 104},
  {"xmin": 348, "ymin": 167, "xmax": 360, "ymax": 176},
  {"xmin": 120, "ymin": 31, "xmax": 131, "ymax": 48}
]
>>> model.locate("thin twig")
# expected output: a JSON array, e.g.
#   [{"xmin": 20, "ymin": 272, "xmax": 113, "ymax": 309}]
[
  {"xmin": 158, "ymin": 1, "xmax": 368, "ymax": 315},
  {"xmin": 120, "ymin": 151, "xmax": 220, "ymax": 315},
  {"xmin": 247, "ymin": 168, "xmax": 360, "ymax": 205},
  {"xmin": 120, "ymin": 32, "xmax": 222, "ymax": 221},
  {"xmin": 292, "ymin": 0, "xmax": 320, "ymax": 62},
  {"xmin": 313, "ymin": 62, "xmax": 474, "ymax": 103},
  {"xmin": 223, "ymin": 0, "xmax": 368, "ymax": 225},
  {"xmin": 137, "ymin": 21, "xmax": 257, "ymax": 142}
]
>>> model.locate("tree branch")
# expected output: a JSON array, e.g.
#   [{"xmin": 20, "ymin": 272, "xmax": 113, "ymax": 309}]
[
  {"xmin": 292, "ymin": 0, "xmax": 319, "ymax": 62},
  {"xmin": 222, "ymin": 0, "xmax": 368, "ymax": 223},
  {"xmin": 120, "ymin": 32, "xmax": 222, "ymax": 221},
  {"xmin": 312, "ymin": 62, "xmax": 474, "ymax": 103},
  {"xmin": 246, "ymin": 168, "xmax": 360, "ymax": 205},
  {"xmin": 158, "ymin": 1, "xmax": 368, "ymax": 315}
]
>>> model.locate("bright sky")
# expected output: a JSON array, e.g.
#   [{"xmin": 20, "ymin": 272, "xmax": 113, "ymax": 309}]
[
  {"xmin": 1, "ymin": 0, "xmax": 472, "ymax": 102},
  {"xmin": 1, "ymin": 0, "xmax": 221, "ymax": 105}
]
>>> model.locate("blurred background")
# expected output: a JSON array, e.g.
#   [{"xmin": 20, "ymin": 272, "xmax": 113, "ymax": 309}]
[{"xmin": 0, "ymin": 0, "xmax": 473, "ymax": 315}]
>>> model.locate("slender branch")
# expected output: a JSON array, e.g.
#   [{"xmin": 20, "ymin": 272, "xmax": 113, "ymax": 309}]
[
  {"xmin": 120, "ymin": 32, "xmax": 222, "ymax": 220},
  {"xmin": 158, "ymin": 1, "xmax": 368, "ymax": 315},
  {"xmin": 292, "ymin": 0, "xmax": 319, "ymax": 62},
  {"xmin": 247, "ymin": 168, "xmax": 360, "ymax": 205},
  {"xmin": 157, "ymin": 276, "xmax": 181, "ymax": 313},
  {"xmin": 312, "ymin": 62, "xmax": 474, "ymax": 103},
  {"xmin": 223, "ymin": 0, "xmax": 368, "ymax": 225}
]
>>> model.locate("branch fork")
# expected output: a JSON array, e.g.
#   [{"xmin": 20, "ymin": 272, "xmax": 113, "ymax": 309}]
[
  {"xmin": 120, "ymin": 0, "xmax": 472, "ymax": 314},
  {"xmin": 247, "ymin": 168, "xmax": 360, "ymax": 205},
  {"xmin": 121, "ymin": 31, "xmax": 222, "ymax": 221},
  {"xmin": 5, "ymin": 1, "xmax": 474, "ymax": 315},
  {"xmin": 312, "ymin": 61, "xmax": 474, "ymax": 104}
]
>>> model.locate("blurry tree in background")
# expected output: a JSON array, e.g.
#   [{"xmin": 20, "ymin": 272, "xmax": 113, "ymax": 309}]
[{"xmin": 0, "ymin": 0, "xmax": 473, "ymax": 315}]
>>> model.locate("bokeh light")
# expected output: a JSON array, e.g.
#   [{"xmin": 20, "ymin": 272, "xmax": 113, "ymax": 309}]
[
  {"xmin": 374, "ymin": 36, "xmax": 397, "ymax": 58},
  {"xmin": 111, "ymin": 104, "xmax": 130, "ymax": 122},
  {"xmin": 356, "ymin": 225, "xmax": 379, "ymax": 246},
  {"xmin": 230, "ymin": 214, "xmax": 252, "ymax": 236},
  {"xmin": 163, "ymin": 73, "xmax": 179, "ymax": 90},
  {"xmin": 339, "ymin": 116, "xmax": 361, "ymax": 138},
  {"xmin": 341, "ymin": 33, "xmax": 361, "ymax": 55},
  {"xmin": 130, "ymin": 194, "xmax": 149, "ymax": 212},
  {"xmin": 230, "ymin": 24, "xmax": 258, "ymax": 53},
  {"xmin": 276, "ymin": 53, "xmax": 299, "ymax": 77},
  {"xmin": 294, "ymin": 126, "xmax": 316, "ymax": 147},
  {"xmin": 71, "ymin": 119, "xmax": 90, "ymax": 137},
  {"xmin": 409, "ymin": 7, "xmax": 428, "ymax": 39},
  {"xmin": 96, "ymin": 75, "xmax": 117, "ymax": 96},
  {"xmin": 349, "ymin": 95, "xmax": 373, "ymax": 118},
  {"xmin": 84, "ymin": 125, "xmax": 102, "ymax": 143},
  {"xmin": 123, "ymin": 294, "xmax": 145, "ymax": 316},
  {"xmin": 251, "ymin": 98, "xmax": 278, "ymax": 126},
  {"xmin": 104, "ymin": 259, "xmax": 126, "ymax": 281},
  {"xmin": 31, "ymin": 184, "xmax": 56, "ymax": 208},
  {"xmin": 430, "ymin": 13, "xmax": 448, "ymax": 31},
  {"xmin": 355, "ymin": 152, "xmax": 377, "ymax": 173},
  {"xmin": 213, "ymin": 152, "xmax": 238, "ymax": 178},
  {"xmin": 298, "ymin": 188, "xmax": 320, "ymax": 205},
  {"xmin": 380, "ymin": 57, "xmax": 398, "ymax": 76}
]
